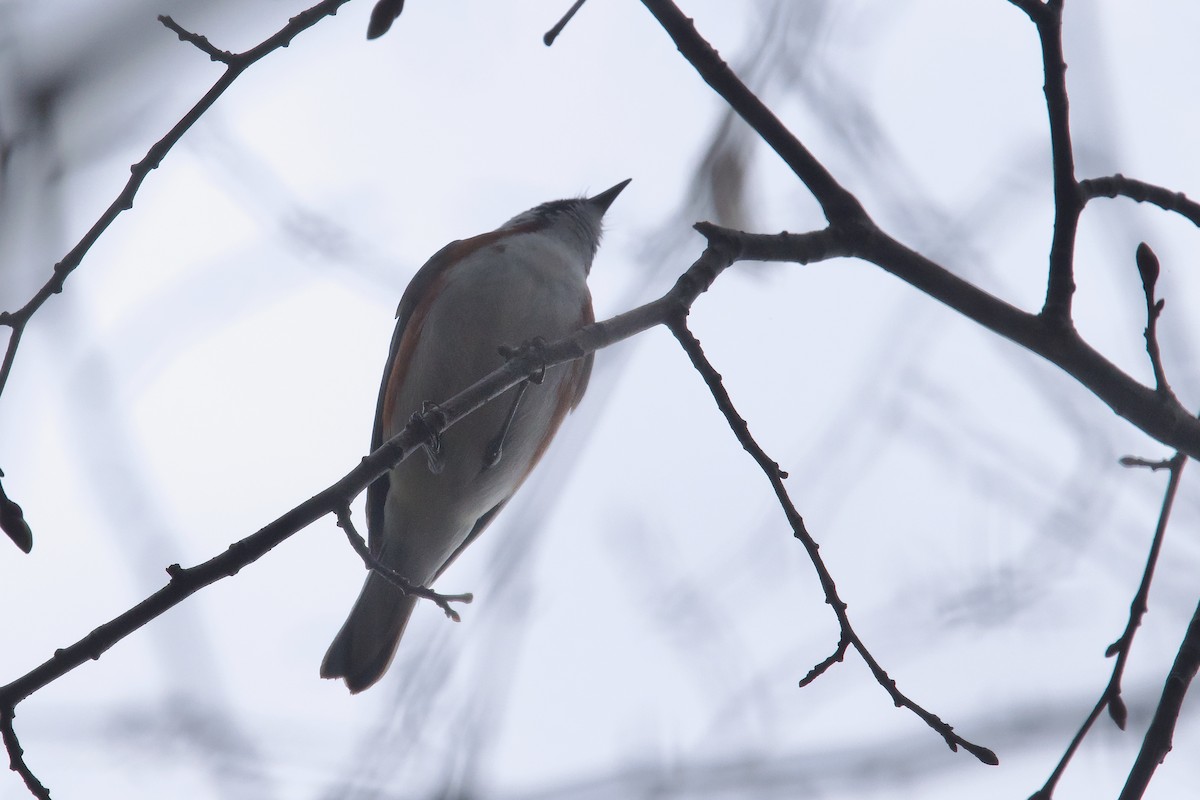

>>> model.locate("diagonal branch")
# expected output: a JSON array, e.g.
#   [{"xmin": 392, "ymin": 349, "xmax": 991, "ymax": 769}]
[
  {"xmin": 159, "ymin": 15, "xmax": 237, "ymax": 63},
  {"xmin": 0, "ymin": 0, "xmax": 352, "ymax": 403},
  {"xmin": 700, "ymin": 223, "xmax": 1200, "ymax": 460},
  {"xmin": 1, "ymin": 707, "xmax": 47, "ymax": 800},
  {"xmin": 1031, "ymin": 453, "xmax": 1187, "ymax": 799},
  {"xmin": 335, "ymin": 507, "xmax": 473, "ymax": 621},
  {"xmin": 0, "ymin": 226, "xmax": 847, "ymax": 794},
  {"xmin": 1119, "ymin": 594, "xmax": 1200, "ymax": 800},
  {"xmin": 665, "ymin": 312, "xmax": 997, "ymax": 765},
  {"xmin": 1080, "ymin": 175, "xmax": 1200, "ymax": 228},
  {"xmin": 850, "ymin": 232, "xmax": 1200, "ymax": 458},
  {"xmin": 544, "ymin": 0, "xmax": 589, "ymax": 46},
  {"xmin": 638, "ymin": 8, "xmax": 1200, "ymax": 458},
  {"xmin": 638, "ymin": 0, "xmax": 867, "ymax": 226}
]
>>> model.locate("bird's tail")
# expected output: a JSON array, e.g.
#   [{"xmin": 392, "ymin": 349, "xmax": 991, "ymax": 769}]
[{"xmin": 321, "ymin": 571, "xmax": 418, "ymax": 693}]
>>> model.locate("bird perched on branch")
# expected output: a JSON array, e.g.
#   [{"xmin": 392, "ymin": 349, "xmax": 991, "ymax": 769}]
[{"xmin": 322, "ymin": 180, "xmax": 629, "ymax": 693}]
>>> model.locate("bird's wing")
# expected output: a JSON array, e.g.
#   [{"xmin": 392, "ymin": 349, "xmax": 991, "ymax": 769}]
[{"xmin": 366, "ymin": 230, "xmax": 518, "ymax": 552}]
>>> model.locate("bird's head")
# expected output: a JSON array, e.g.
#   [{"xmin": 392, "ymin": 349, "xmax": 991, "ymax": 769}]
[{"xmin": 501, "ymin": 179, "xmax": 631, "ymax": 272}]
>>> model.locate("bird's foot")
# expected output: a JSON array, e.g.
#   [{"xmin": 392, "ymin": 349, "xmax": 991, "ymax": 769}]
[{"xmin": 412, "ymin": 401, "xmax": 446, "ymax": 474}]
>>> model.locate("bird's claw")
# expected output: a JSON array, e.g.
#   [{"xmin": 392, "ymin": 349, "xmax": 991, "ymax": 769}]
[
  {"xmin": 412, "ymin": 402, "xmax": 446, "ymax": 474},
  {"xmin": 498, "ymin": 336, "xmax": 548, "ymax": 385}
]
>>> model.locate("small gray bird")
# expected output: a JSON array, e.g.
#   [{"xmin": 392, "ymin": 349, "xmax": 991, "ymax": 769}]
[{"xmin": 321, "ymin": 180, "xmax": 629, "ymax": 693}]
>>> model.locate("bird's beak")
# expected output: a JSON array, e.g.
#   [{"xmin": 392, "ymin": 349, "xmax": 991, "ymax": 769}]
[{"xmin": 588, "ymin": 179, "xmax": 632, "ymax": 213}]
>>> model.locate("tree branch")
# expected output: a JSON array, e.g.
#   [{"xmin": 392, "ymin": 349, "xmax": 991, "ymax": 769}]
[
  {"xmin": 1119, "ymin": 595, "xmax": 1200, "ymax": 800},
  {"xmin": 638, "ymin": 0, "xmax": 867, "ymax": 226},
  {"xmin": 697, "ymin": 224, "xmax": 1200, "ymax": 460},
  {"xmin": 1, "ymin": 708, "xmax": 47, "ymax": 800},
  {"xmin": 1080, "ymin": 174, "xmax": 1200, "ymax": 228},
  {"xmin": 0, "ymin": 0, "xmax": 351, "ymax": 403},
  {"xmin": 1032, "ymin": 453, "xmax": 1188, "ymax": 799},
  {"xmin": 639, "ymin": 7, "xmax": 1200, "ymax": 460},
  {"xmin": 853, "ymin": 233, "xmax": 1200, "ymax": 457},
  {"xmin": 158, "ymin": 15, "xmax": 237, "ymax": 63},
  {"xmin": 1, "ymin": 227, "xmax": 850, "ymax": 793},
  {"xmin": 665, "ymin": 312, "xmax": 997, "ymax": 765},
  {"xmin": 1021, "ymin": 1, "xmax": 1080, "ymax": 322},
  {"xmin": 544, "ymin": 0, "xmax": 589, "ymax": 46},
  {"xmin": 334, "ymin": 507, "xmax": 473, "ymax": 621}
]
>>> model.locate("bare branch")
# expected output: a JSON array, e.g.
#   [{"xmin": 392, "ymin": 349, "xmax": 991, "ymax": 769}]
[
  {"xmin": 0, "ymin": 223, "xmax": 859, "ymax": 794},
  {"xmin": 0, "ymin": 0, "xmax": 351, "ymax": 404},
  {"xmin": 696, "ymin": 222, "xmax": 1200, "ymax": 460},
  {"xmin": 640, "ymin": 4, "xmax": 1200, "ymax": 460},
  {"xmin": 544, "ymin": 0, "xmax": 588, "ymax": 46},
  {"xmin": 334, "ymin": 508, "xmax": 473, "ymax": 621},
  {"xmin": 1033, "ymin": 453, "xmax": 1188, "ymax": 798},
  {"xmin": 1081, "ymin": 174, "xmax": 1200, "ymax": 228},
  {"xmin": 0, "ymin": 227, "xmax": 850, "ymax": 766},
  {"xmin": 665, "ymin": 310, "xmax": 997, "ymax": 765},
  {"xmin": 799, "ymin": 636, "xmax": 849, "ymax": 688},
  {"xmin": 1118, "ymin": 596, "xmax": 1200, "ymax": 800},
  {"xmin": 851, "ymin": 234, "xmax": 1200, "ymax": 458},
  {"xmin": 158, "ymin": 15, "xmax": 236, "ymax": 63},
  {"xmin": 0, "ymin": 708, "xmax": 48, "ymax": 800},
  {"xmin": 1017, "ymin": 2, "xmax": 1081, "ymax": 322},
  {"xmin": 638, "ymin": 0, "xmax": 867, "ymax": 226},
  {"xmin": 1118, "ymin": 456, "xmax": 1175, "ymax": 471}
]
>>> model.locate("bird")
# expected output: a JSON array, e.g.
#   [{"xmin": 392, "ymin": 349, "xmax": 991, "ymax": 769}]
[{"xmin": 321, "ymin": 180, "xmax": 630, "ymax": 693}]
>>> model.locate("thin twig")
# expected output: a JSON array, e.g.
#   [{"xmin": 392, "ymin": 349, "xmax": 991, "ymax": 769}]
[
  {"xmin": 334, "ymin": 508, "xmax": 472, "ymax": 621},
  {"xmin": 665, "ymin": 313, "xmax": 997, "ymax": 765},
  {"xmin": 158, "ymin": 15, "xmax": 236, "ymax": 63},
  {"xmin": 0, "ymin": 0, "xmax": 351, "ymax": 404},
  {"xmin": 700, "ymin": 219, "xmax": 1200, "ymax": 461},
  {"xmin": 1119, "ymin": 596, "xmax": 1200, "ymax": 800},
  {"xmin": 1080, "ymin": 175, "xmax": 1200, "ymax": 229},
  {"xmin": 1021, "ymin": 0, "xmax": 1081, "ymax": 323},
  {"xmin": 0, "ymin": 229, "xmax": 839, "ymax": 748},
  {"xmin": 1118, "ymin": 456, "xmax": 1175, "ymax": 471},
  {"xmin": 799, "ymin": 636, "xmax": 850, "ymax": 688},
  {"xmin": 649, "ymin": 1, "xmax": 1200, "ymax": 461},
  {"xmin": 544, "ymin": 0, "xmax": 588, "ymax": 46},
  {"xmin": 638, "ymin": 0, "xmax": 867, "ymax": 226},
  {"xmin": 1032, "ymin": 453, "xmax": 1187, "ymax": 799},
  {"xmin": 1105, "ymin": 454, "xmax": 1185, "ymax": 708},
  {"xmin": 1, "ymin": 707, "xmax": 47, "ymax": 800},
  {"xmin": 0, "ymin": 226, "xmax": 851, "ymax": 796}
]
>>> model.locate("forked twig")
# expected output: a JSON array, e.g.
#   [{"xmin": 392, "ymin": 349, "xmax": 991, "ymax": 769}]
[
  {"xmin": 1, "ymin": 707, "xmax": 48, "ymax": 800},
  {"xmin": 334, "ymin": 508, "xmax": 473, "ymax": 621},
  {"xmin": 0, "ymin": 0, "xmax": 351, "ymax": 404},
  {"xmin": 1032, "ymin": 453, "xmax": 1187, "ymax": 799},
  {"xmin": 665, "ymin": 311, "xmax": 997, "ymax": 765}
]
